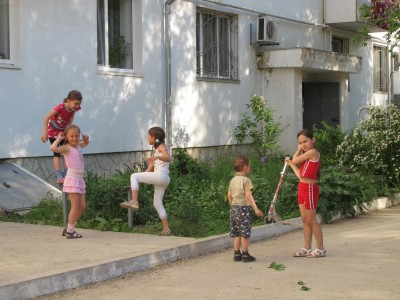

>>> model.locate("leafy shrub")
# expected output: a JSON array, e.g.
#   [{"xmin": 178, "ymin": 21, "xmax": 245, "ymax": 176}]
[
  {"xmin": 312, "ymin": 122, "xmax": 345, "ymax": 166},
  {"xmin": 337, "ymin": 104, "xmax": 400, "ymax": 189},
  {"xmin": 234, "ymin": 93, "xmax": 285, "ymax": 159},
  {"xmin": 170, "ymin": 147, "xmax": 208, "ymax": 177},
  {"xmin": 317, "ymin": 166, "xmax": 378, "ymax": 222}
]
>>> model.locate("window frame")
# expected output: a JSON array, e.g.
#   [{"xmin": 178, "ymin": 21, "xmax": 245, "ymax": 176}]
[
  {"xmin": 0, "ymin": 0, "xmax": 20, "ymax": 69},
  {"xmin": 331, "ymin": 36, "xmax": 349, "ymax": 54},
  {"xmin": 373, "ymin": 44, "xmax": 388, "ymax": 93},
  {"xmin": 196, "ymin": 8, "xmax": 239, "ymax": 82},
  {"xmin": 0, "ymin": 0, "xmax": 10, "ymax": 62},
  {"xmin": 96, "ymin": 0, "xmax": 142, "ymax": 77}
]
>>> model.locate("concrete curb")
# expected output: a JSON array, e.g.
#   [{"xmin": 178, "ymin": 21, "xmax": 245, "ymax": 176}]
[{"xmin": 1, "ymin": 193, "xmax": 398, "ymax": 299}]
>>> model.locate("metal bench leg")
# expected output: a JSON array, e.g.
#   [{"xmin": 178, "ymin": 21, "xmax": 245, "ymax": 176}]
[
  {"xmin": 127, "ymin": 189, "xmax": 133, "ymax": 228},
  {"xmin": 63, "ymin": 192, "xmax": 68, "ymax": 225}
]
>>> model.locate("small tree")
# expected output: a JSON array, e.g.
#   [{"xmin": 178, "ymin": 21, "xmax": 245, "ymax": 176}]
[
  {"xmin": 233, "ymin": 93, "xmax": 285, "ymax": 159},
  {"xmin": 355, "ymin": 0, "xmax": 400, "ymax": 54}
]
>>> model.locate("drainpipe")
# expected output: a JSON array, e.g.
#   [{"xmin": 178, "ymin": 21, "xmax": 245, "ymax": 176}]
[
  {"xmin": 388, "ymin": 44, "xmax": 393, "ymax": 105},
  {"xmin": 164, "ymin": 0, "xmax": 175, "ymax": 150}
]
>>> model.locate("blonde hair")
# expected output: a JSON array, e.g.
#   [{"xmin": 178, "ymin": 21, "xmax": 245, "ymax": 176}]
[{"xmin": 64, "ymin": 124, "xmax": 81, "ymax": 144}]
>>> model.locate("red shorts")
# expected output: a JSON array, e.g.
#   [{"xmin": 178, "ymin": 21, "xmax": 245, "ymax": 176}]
[{"xmin": 298, "ymin": 182, "xmax": 319, "ymax": 210}]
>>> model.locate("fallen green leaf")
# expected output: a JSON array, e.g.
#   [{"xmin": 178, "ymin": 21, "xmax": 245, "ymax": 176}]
[
  {"xmin": 268, "ymin": 261, "xmax": 286, "ymax": 271},
  {"xmin": 297, "ymin": 281, "xmax": 305, "ymax": 285},
  {"xmin": 300, "ymin": 286, "xmax": 310, "ymax": 291}
]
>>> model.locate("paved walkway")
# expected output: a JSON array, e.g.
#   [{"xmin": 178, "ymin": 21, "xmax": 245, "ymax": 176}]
[
  {"xmin": 1, "ymin": 199, "xmax": 399, "ymax": 300},
  {"xmin": 0, "ymin": 215, "xmax": 301, "ymax": 300}
]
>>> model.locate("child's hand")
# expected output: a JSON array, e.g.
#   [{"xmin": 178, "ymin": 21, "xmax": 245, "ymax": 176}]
[
  {"xmin": 255, "ymin": 208, "xmax": 263, "ymax": 218},
  {"xmin": 82, "ymin": 134, "xmax": 89, "ymax": 141},
  {"xmin": 57, "ymin": 132, "xmax": 65, "ymax": 140},
  {"xmin": 147, "ymin": 157, "xmax": 158, "ymax": 164},
  {"xmin": 41, "ymin": 134, "xmax": 48, "ymax": 143}
]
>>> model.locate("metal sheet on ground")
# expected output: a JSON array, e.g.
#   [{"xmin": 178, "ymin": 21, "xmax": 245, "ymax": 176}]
[{"xmin": 0, "ymin": 162, "xmax": 62, "ymax": 212}]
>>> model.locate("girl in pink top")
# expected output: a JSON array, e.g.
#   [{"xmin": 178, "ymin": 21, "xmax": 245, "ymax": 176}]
[
  {"xmin": 50, "ymin": 124, "xmax": 89, "ymax": 239},
  {"xmin": 285, "ymin": 129, "xmax": 326, "ymax": 258}
]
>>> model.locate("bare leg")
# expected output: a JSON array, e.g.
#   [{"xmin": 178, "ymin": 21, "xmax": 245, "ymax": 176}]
[
  {"xmin": 300, "ymin": 204, "xmax": 313, "ymax": 249},
  {"xmin": 161, "ymin": 217, "xmax": 171, "ymax": 232},
  {"xmin": 131, "ymin": 189, "xmax": 139, "ymax": 202},
  {"xmin": 241, "ymin": 237, "xmax": 249, "ymax": 252},
  {"xmin": 233, "ymin": 237, "xmax": 241, "ymax": 251},
  {"xmin": 67, "ymin": 193, "xmax": 82, "ymax": 226},
  {"xmin": 53, "ymin": 156, "xmax": 61, "ymax": 172},
  {"xmin": 312, "ymin": 218, "xmax": 324, "ymax": 250},
  {"xmin": 75, "ymin": 194, "xmax": 86, "ymax": 222}
]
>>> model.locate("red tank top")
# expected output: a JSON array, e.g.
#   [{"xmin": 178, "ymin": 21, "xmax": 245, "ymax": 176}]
[{"xmin": 300, "ymin": 158, "xmax": 320, "ymax": 180}]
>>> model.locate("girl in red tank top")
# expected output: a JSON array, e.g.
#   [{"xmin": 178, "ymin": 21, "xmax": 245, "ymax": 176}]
[{"xmin": 285, "ymin": 129, "xmax": 326, "ymax": 258}]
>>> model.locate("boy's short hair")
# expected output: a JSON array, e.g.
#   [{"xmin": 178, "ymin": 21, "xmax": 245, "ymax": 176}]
[{"xmin": 233, "ymin": 156, "xmax": 249, "ymax": 172}]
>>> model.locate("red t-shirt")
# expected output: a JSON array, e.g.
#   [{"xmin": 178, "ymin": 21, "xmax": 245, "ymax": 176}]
[{"xmin": 47, "ymin": 103, "xmax": 77, "ymax": 138}]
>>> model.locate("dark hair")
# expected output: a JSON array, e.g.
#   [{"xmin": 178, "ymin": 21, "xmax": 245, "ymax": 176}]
[
  {"xmin": 64, "ymin": 90, "xmax": 82, "ymax": 103},
  {"xmin": 297, "ymin": 128, "xmax": 314, "ymax": 139},
  {"xmin": 64, "ymin": 124, "xmax": 81, "ymax": 144},
  {"xmin": 148, "ymin": 126, "xmax": 166, "ymax": 148},
  {"xmin": 233, "ymin": 155, "xmax": 249, "ymax": 172}
]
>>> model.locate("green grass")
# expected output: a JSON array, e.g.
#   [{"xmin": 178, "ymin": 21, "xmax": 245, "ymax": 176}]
[{"xmin": 0, "ymin": 153, "xmax": 294, "ymax": 238}]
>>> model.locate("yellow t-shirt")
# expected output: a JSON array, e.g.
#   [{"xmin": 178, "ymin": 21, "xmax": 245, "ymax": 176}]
[{"xmin": 228, "ymin": 174, "xmax": 253, "ymax": 206}]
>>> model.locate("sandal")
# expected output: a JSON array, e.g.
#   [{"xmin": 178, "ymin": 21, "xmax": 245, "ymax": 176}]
[
  {"xmin": 160, "ymin": 229, "xmax": 172, "ymax": 236},
  {"xmin": 293, "ymin": 248, "xmax": 313, "ymax": 257},
  {"xmin": 120, "ymin": 200, "xmax": 139, "ymax": 211},
  {"xmin": 66, "ymin": 231, "xmax": 83, "ymax": 239},
  {"xmin": 306, "ymin": 248, "xmax": 326, "ymax": 258}
]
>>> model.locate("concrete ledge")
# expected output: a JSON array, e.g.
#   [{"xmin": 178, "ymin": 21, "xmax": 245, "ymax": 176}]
[{"xmin": 360, "ymin": 193, "xmax": 400, "ymax": 211}]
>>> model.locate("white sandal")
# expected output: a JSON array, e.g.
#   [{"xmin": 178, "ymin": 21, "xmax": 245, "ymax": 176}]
[
  {"xmin": 306, "ymin": 248, "xmax": 326, "ymax": 258},
  {"xmin": 293, "ymin": 248, "xmax": 312, "ymax": 257}
]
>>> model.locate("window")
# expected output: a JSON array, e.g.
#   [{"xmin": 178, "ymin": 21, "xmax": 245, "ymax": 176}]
[
  {"xmin": 196, "ymin": 9, "xmax": 238, "ymax": 81},
  {"xmin": 0, "ymin": 0, "xmax": 10, "ymax": 61},
  {"xmin": 332, "ymin": 37, "xmax": 349, "ymax": 54},
  {"xmin": 97, "ymin": 0, "xmax": 141, "ymax": 73},
  {"xmin": 373, "ymin": 45, "xmax": 388, "ymax": 92}
]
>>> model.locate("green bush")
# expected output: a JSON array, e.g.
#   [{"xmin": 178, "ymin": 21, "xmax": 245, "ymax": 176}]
[
  {"xmin": 312, "ymin": 122, "xmax": 345, "ymax": 166},
  {"xmin": 337, "ymin": 104, "xmax": 400, "ymax": 190},
  {"xmin": 317, "ymin": 166, "xmax": 378, "ymax": 222}
]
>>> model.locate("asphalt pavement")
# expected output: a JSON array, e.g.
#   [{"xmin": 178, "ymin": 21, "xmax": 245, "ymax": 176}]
[{"xmin": 0, "ymin": 196, "xmax": 399, "ymax": 300}]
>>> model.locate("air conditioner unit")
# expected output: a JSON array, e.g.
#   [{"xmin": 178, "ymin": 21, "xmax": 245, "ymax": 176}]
[{"xmin": 256, "ymin": 17, "xmax": 277, "ymax": 44}]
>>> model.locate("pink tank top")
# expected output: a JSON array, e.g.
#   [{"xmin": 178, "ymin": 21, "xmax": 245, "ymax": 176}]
[
  {"xmin": 63, "ymin": 145, "xmax": 84, "ymax": 170},
  {"xmin": 300, "ymin": 158, "xmax": 320, "ymax": 180}
]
